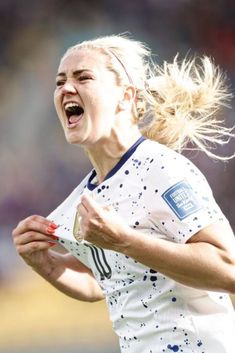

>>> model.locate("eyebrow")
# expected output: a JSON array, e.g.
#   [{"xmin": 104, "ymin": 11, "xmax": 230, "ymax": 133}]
[{"xmin": 56, "ymin": 69, "xmax": 93, "ymax": 78}]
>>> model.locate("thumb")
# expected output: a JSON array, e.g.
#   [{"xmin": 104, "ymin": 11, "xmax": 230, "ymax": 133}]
[{"xmin": 80, "ymin": 194, "xmax": 102, "ymax": 215}]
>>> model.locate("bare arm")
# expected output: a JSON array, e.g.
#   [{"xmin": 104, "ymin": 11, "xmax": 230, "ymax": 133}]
[
  {"xmin": 78, "ymin": 194, "xmax": 235, "ymax": 293},
  {"xmin": 12, "ymin": 215, "xmax": 104, "ymax": 302},
  {"xmin": 121, "ymin": 221, "xmax": 235, "ymax": 292},
  {"xmin": 36, "ymin": 251, "xmax": 105, "ymax": 302}
]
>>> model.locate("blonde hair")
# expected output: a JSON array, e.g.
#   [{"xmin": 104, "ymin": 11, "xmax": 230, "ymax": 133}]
[{"xmin": 63, "ymin": 34, "xmax": 234, "ymax": 160}]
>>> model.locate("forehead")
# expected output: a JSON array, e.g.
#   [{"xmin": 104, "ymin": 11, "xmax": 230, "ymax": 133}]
[{"xmin": 58, "ymin": 48, "xmax": 108, "ymax": 74}]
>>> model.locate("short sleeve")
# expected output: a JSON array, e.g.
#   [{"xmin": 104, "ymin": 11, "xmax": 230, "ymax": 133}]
[{"xmin": 143, "ymin": 150, "xmax": 227, "ymax": 244}]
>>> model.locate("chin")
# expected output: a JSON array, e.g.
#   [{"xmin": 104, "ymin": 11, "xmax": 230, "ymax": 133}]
[
  {"xmin": 64, "ymin": 129, "xmax": 101, "ymax": 147},
  {"xmin": 64, "ymin": 131, "xmax": 83, "ymax": 145}
]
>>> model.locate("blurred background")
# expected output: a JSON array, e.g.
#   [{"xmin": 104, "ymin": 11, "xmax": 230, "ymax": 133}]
[{"xmin": 0, "ymin": 0, "xmax": 234, "ymax": 352}]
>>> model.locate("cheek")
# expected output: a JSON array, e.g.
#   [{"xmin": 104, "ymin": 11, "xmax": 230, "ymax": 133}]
[
  {"xmin": 54, "ymin": 92, "xmax": 61, "ymax": 115},
  {"xmin": 92, "ymin": 92, "xmax": 118, "ymax": 114}
]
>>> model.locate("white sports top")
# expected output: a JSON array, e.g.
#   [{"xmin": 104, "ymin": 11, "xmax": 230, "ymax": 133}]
[{"xmin": 48, "ymin": 137, "xmax": 235, "ymax": 353}]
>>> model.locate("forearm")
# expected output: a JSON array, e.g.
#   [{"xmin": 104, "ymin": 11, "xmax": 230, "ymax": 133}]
[
  {"xmin": 12, "ymin": 213, "xmax": 104, "ymax": 302},
  {"xmin": 34, "ymin": 251, "xmax": 105, "ymax": 302},
  {"xmin": 120, "ymin": 230, "xmax": 235, "ymax": 293},
  {"xmin": 75, "ymin": 195, "xmax": 235, "ymax": 292}
]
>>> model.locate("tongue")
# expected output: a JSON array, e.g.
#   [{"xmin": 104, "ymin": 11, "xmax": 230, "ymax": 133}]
[{"xmin": 69, "ymin": 115, "xmax": 81, "ymax": 124}]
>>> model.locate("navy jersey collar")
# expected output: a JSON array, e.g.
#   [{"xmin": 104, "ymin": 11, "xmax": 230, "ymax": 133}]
[{"xmin": 87, "ymin": 136, "xmax": 145, "ymax": 190}]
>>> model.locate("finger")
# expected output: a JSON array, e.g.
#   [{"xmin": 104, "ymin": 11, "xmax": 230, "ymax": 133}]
[
  {"xmin": 102, "ymin": 204, "xmax": 113, "ymax": 212},
  {"xmin": 80, "ymin": 194, "xmax": 102, "ymax": 215},
  {"xmin": 17, "ymin": 240, "xmax": 56, "ymax": 256},
  {"xmin": 23, "ymin": 214, "xmax": 54, "ymax": 227},
  {"xmin": 13, "ymin": 216, "xmax": 58, "ymax": 238},
  {"xmin": 77, "ymin": 202, "xmax": 88, "ymax": 218},
  {"xmin": 14, "ymin": 231, "xmax": 59, "ymax": 246}
]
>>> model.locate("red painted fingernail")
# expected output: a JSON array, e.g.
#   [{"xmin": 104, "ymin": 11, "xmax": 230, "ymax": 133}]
[
  {"xmin": 48, "ymin": 242, "xmax": 56, "ymax": 247},
  {"xmin": 51, "ymin": 235, "xmax": 59, "ymax": 240},
  {"xmin": 47, "ymin": 227, "xmax": 55, "ymax": 234},
  {"xmin": 49, "ymin": 223, "xmax": 58, "ymax": 229}
]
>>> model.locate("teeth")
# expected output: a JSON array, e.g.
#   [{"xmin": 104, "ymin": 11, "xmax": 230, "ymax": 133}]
[{"xmin": 64, "ymin": 102, "xmax": 80, "ymax": 110}]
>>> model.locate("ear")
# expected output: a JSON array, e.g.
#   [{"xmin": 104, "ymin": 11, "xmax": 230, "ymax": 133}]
[{"xmin": 118, "ymin": 85, "xmax": 136, "ymax": 111}]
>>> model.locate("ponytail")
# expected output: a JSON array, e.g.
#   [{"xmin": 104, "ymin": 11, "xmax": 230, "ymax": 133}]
[
  {"xmin": 65, "ymin": 34, "xmax": 234, "ymax": 160},
  {"xmin": 138, "ymin": 55, "xmax": 234, "ymax": 160}
]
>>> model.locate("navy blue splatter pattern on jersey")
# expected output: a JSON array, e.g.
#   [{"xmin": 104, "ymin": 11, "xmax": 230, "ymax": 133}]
[{"xmin": 48, "ymin": 138, "xmax": 235, "ymax": 353}]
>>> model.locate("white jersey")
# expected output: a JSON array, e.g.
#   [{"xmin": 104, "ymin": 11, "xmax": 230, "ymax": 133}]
[{"xmin": 48, "ymin": 137, "xmax": 235, "ymax": 353}]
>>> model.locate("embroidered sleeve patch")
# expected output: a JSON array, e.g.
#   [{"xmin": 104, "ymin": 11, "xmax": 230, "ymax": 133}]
[{"xmin": 162, "ymin": 180, "xmax": 202, "ymax": 220}]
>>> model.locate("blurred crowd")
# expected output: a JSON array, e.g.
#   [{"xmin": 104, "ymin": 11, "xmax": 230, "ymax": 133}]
[{"xmin": 0, "ymin": 0, "xmax": 235, "ymax": 280}]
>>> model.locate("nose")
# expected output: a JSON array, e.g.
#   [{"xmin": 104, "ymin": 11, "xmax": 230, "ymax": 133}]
[{"xmin": 62, "ymin": 82, "xmax": 77, "ymax": 94}]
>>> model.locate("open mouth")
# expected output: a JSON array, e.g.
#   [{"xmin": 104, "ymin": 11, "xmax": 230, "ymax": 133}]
[{"xmin": 64, "ymin": 102, "xmax": 84, "ymax": 126}]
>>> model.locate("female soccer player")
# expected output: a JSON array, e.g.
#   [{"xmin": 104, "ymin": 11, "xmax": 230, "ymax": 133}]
[{"xmin": 12, "ymin": 35, "xmax": 235, "ymax": 353}]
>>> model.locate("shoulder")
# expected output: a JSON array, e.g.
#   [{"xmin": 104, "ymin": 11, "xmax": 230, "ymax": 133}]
[
  {"xmin": 138, "ymin": 139, "xmax": 208, "ymax": 189},
  {"xmin": 138, "ymin": 139, "xmax": 194, "ymax": 167}
]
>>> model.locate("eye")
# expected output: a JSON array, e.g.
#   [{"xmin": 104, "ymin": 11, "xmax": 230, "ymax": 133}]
[
  {"xmin": 79, "ymin": 75, "xmax": 93, "ymax": 82},
  {"xmin": 56, "ymin": 80, "xmax": 65, "ymax": 87}
]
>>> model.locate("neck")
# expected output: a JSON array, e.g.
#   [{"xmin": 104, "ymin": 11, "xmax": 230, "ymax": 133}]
[{"xmin": 85, "ymin": 126, "xmax": 142, "ymax": 184}]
